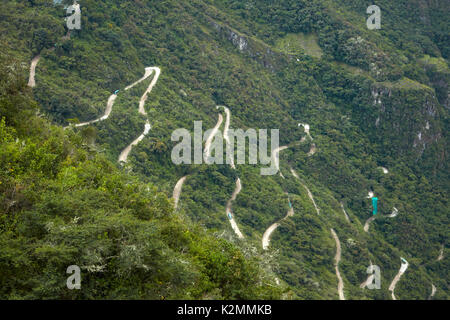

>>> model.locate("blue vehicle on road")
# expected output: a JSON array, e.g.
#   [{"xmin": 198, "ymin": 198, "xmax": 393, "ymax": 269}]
[
  {"xmin": 114, "ymin": 89, "xmax": 120, "ymax": 94},
  {"xmin": 227, "ymin": 212, "xmax": 233, "ymax": 220},
  {"xmin": 372, "ymin": 197, "xmax": 378, "ymax": 215}
]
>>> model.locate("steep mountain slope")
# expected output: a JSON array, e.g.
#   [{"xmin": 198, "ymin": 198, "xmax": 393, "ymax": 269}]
[
  {"xmin": 0, "ymin": 0, "xmax": 448, "ymax": 299},
  {"xmin": 0, "ymin": 56, "xmax": 283, "ymax": 300}
]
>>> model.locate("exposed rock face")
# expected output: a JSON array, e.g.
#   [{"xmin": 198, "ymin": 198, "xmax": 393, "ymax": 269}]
[
  {"xmin": 369, "ymin": 83, "xmax": 443, "ymax": 164},
  {"xmin": 209, "ymin": 19, "xmax": 287, "ymax": 72},
  {"xmin": 228, "ymin": 30, "xmax": 248, "ymax": 52},
  {"xmin": 426, "ymin": 67, "xmax": 450, "ymax": 110},
  {"xmin": 343, "ymin": 36, "xmax": 399, "ymax": 81}
]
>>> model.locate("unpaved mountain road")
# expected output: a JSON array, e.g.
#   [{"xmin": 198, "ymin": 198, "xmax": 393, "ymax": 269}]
[
  {"xmin": 360, "ymin": 274, "xmax": 375, "ymax": 289},
  {"xmin": 74, "ymin": 67, "xmax": 159, "ymax": 130},
  {"xmin": 219, "ymin": 106, "xmax": 244, "ymax": 238},
  {"xmin": 219, "ymin": 105, "xmax": 235, "ymax": 169},
  {"xmin": 30, "ymin": 52, "xmax": 160, "ymax": 162},
  {"xmin": 173, "ymin": 176, "xmax": 188, "ymax": 210},
  {"xmin": 364, "ymin": 216, "xmax": 376, "ymax": 232},
  {"xmin": 262, "ymin": 223, "xmax": 281, "ymax": 250},
  {"xmin": 365, "ymin": 207, "xmax": 399, "ymax": 232},
  {"xmin": 308, "ymin": 143, "xmax": 317, "ymax": 156},
  {"xmin": 117, "ymin": 67, "xmax": 160, "ymax": 163},
  {"xmin": 429, "ymin": 284, "xmax": 437, "ymax": 300},
  {"xmin": 74, "ymin": 94, "xmax": 118, "ymax": 127},
  {"xmin": 362, "ymin": 191, "xmax": 411, "ymax": 300},
  {"xmin": 274, "ymin": 146, "xmax": 288, "ymax": 178},
  {"xmin": 226, "ymin": 178, "xmax": 244, "ymax": 238},
  {"xmin": 27, "ymin": 32, "xmax": 73, "ymax": 89},
  {"xmin": 380, "ymin": 167, "xmax": 389, "ymax": 174},
  {"xmin": 298, "ymin": 123, "xmax": 317, "ymax": 156},
  {"xmin": 389, "ymin": 258, "xmax": 409, "ymax": 300},
  {"xmin": 262, "ymin": 196, "xmax": 294, "ymax": 250},
  {"xmin": 298, "ymin": 123, "xmax": 313, "ymax": 140},
  {"xmin": 291, "ymin": 168, "xmax": 343, "ymax": 299},
  {"xmin": 437, "ymin": 245, "xmax": 444, "ymax": 261},
  {"xmin": 331, "ymin": 228, "xmax": 345, "ymax": 300},
  {"xmin": 261, "ymin": 127, "xmax": 317, "ymax": 248},
  {"xmin": 27, "ymin": 55, "xmax": 40, "ymax": 88},
  {"xmin": 125, "ymin": 67, "xmax": 154, "ymax": 91},
  {"xmin": 118, "ymin": 121, "xmax": 151, "ymax": 163},
  {"xmin": 387, "ymin": 207, "xmax": 399, "ymax": 218},
  {"xmin": 137, "ymin": 67, "xmax": 161, "ymax": 116},
  {"xmin": 204, "ymin": 113, "xmax": 224, "ymax": 161},
  {"xmin": 340, "ymin": 203, "xmax": 351, "ymax": 223},
  {"xmin": 290, "ymin": 168, "xmax": 320, "ymax": 215}
]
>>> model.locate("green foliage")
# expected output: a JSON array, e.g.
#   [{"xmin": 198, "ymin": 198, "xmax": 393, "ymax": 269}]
[
  {"xmin": 0, "ymin": 0, "xmax": 447, "ymax": 300},
  {"xmin": 0, "ymin": 57, "xmax": 282, "ymax": 300}
]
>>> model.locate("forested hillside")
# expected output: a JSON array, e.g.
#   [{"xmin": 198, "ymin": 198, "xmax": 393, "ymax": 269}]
[{"xmin": 0, "ymin": 0, "xmax": 448, "ymax": 300}]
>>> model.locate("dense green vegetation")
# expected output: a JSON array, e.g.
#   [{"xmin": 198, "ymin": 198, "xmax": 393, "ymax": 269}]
[
  {"xmin": 0, "ymin": 57, "xmax": 283, "ymax": 299},
  {"xmin": 0, "ymin": 0, "xmax": 448, "ymax": 299}
]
